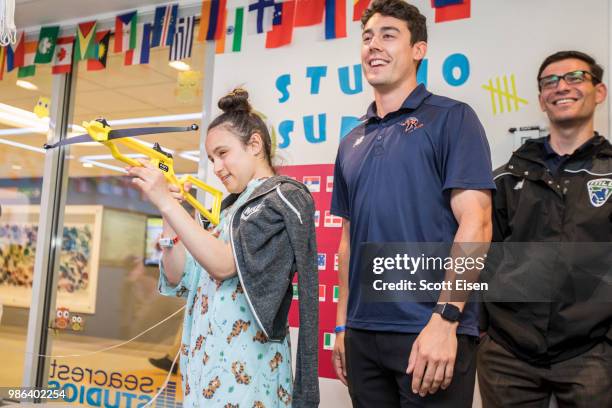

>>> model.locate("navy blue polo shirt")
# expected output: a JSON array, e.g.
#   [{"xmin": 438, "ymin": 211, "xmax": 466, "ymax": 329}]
[
  {"xmin": 331, "ymin": 84, "xmax": 495, "ymax": 336},
  {"xmin": 543, "ymin": 134, "xmax": 598, "ymax": 176}
]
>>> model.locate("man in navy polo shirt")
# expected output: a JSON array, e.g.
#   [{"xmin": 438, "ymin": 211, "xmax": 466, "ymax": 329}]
[{"xmin": 330, "ymin": 1, "xmax": 494, "ymax": 407}]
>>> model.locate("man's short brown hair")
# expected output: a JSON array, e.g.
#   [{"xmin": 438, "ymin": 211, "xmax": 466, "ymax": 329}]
[{"xmin": 361, "ymin": 0, "xmax": 427, "ymax": 45}]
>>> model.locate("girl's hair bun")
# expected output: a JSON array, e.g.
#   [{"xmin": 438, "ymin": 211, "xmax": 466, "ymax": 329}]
[{"xmin": 218, "ymin": 88, "xmax": 251, "ymax": 114}]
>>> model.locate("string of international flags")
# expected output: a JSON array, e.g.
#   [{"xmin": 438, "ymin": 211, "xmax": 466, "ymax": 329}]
[{"xmin": 0, "ymin": 0, "xmax": 373, "ymax": 80}]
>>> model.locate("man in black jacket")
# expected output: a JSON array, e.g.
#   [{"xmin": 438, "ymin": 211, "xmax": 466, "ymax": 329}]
[{"xmin": 478, "ymin": 50, "xmax": 611, "ymax": 407}]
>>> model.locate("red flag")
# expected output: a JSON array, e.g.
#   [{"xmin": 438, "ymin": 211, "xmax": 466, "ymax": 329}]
[
  {"xmin": 434, "ymin": 0, "xmax": 470, "ymax": 23},
  {"xmin": 352, "ymin": 0, "xmax": 370, "ymax": 22},
  {"xmin": 265, "ymin": 1, "xmax": 295, "ymax": 48},
  {"xmin": 294, "ymin": 0, "xmax": 324, "ymax": 27},
  {"xmin": 214, "ymin": 6, "xmax": 227, "ymax": 54},
  {"xmin": 214, "ymin": 0, "xmax": 228, "ymax": 40}
]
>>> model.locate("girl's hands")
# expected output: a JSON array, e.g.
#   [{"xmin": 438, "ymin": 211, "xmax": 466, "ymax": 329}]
[
  {"xmin": 127, "ymin": 159, "xmax": 174, "ymax": 211},
  {"xmin": 169, "ymin": 181, "xmax": 193, "ymax": 202}
]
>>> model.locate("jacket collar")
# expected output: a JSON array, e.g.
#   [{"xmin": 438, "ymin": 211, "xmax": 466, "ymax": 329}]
[
  {"xmin": 254, "ymin": 175, "xmax": 311, "ymax": 196},
  {"xmin": 222, "ymin": 175, "xmax": 311, "ymax": 208},
  {"xmin": 509, "ymin": 133, "xmax": 612, "ymax": 172}
]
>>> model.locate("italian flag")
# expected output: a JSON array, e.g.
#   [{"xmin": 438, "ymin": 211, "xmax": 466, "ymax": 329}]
[
  {"xmin": 323, "ymin": 332, "xmax": 336, "ymax": 350},
  {"xmin": 215, "ymin": 6, "xmax": 244, "ymax": 54},
  {"xmin": 333, "ymin": 285, "xmax": 339, "ymax": 303}
]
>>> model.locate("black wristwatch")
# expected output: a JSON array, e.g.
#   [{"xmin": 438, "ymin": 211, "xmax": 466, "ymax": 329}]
[{"xmin": 433, "ymin": 303, "xmax": 462, "ymax": 322}]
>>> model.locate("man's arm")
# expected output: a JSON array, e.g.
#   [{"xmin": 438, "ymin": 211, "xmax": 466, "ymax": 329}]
[
  {"xmin": 332, "ymin": 219, "xmax": 350, "ymax": 386},
  {"xmin": 407, "ymin": 189, "xmax": 492, "ymax": 397}
]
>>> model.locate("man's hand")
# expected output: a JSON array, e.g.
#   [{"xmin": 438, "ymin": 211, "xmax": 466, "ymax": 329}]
[
  {"xmin": 332, "ymin": 331, "xmax": 348, "ymax": 386},
  {"xmin": 406, "ymin": 314, "xmax": 458, "ymax": 396}
]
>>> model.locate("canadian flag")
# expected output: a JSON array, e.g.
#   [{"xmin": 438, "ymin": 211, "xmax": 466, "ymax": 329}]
[{"xmin": 52, "ymin": 37, "xmax": 74, "ymax": 74}]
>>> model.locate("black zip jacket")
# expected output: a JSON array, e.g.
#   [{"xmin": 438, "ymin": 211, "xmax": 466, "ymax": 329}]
[{"xmin": 482, "ymin": 134, "xmax": 612, "ymax": 365}]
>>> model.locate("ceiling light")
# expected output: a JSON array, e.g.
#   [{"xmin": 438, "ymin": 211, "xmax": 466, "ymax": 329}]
[
  {"xmin": 0, "ymin": 138, "xmax": 46, "ymax": 153},
  {"xmin": 169, "ymin": 61, "xmax": 191, "ymax": 71},
  {"xmin": 79, "ymin": 153, "xmax": 146, "ymax": 174},
  {"xmin": 82, "ymin": 162, "xmax": 93, "ymax": 168},
  {"xmin": 179, "ymin": 150, "xmax": 200, "ymax": 162},
  {"xmin": 11, "ymin": 164, "xmax": 22, "ymax": 170},
  {"xmin": 0, "ymin": 102, "xmax": 48, "ymax": 129},
  {"xmin": 108, "ymin": 113, "xmax": 201, "ymax": 126},
  {"xmin": 16, "ymin": 80, "xmax": 39, "ymax": 91}
]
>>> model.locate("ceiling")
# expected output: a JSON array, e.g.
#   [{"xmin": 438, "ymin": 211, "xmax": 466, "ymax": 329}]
[{"xmin": 2, "ymin": 2, "xmax": 209, "ymax": 179}]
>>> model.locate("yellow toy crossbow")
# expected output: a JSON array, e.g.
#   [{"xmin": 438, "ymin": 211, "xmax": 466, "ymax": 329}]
[{"xmin": 43, "ymin": 118, "xmax": 223, "ymax": 226}]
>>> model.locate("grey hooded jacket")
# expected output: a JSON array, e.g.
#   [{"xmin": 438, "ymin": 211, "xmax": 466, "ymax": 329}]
[{"xmin": 225, "ymin": 175, "xmax": 320, "ymax": 407}]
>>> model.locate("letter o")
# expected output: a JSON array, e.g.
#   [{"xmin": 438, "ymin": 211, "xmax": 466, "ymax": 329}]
[{"xmin": 442, "ymin": 53, "xmax": 470, "ymax": 87}]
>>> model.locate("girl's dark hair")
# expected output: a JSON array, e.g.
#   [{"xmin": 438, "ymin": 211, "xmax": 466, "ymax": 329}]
[{"xmin": 208, "ymin": 88, "xmax": 274, "ymax": 169}]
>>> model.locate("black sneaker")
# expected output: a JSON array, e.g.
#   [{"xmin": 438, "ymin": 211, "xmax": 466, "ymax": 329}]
[{"xmin": 148, "ymin": 355, "xmax": 178, "ymax": 374}]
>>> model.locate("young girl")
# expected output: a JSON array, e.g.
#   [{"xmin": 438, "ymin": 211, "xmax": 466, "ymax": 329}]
[{"xmin": 128, "ymin": 89, "xmax": 319, "ymax": 407}]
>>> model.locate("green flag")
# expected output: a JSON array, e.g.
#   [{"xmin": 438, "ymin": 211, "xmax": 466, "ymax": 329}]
[
  {"xmin": 35, "ymin": 26, "xmax": 60, "ymax": 64},
  {"xmin": 75, "ymin": 21, "xmax": 97, "ymax": 61}
]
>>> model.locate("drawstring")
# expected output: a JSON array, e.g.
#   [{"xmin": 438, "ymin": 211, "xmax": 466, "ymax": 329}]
[{"xmin": 0, "ymin": 0, "xmax": 17, "ymax": 46}]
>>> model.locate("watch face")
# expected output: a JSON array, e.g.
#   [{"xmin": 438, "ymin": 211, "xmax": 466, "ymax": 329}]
[
  {"xmin": 158, "ymin": 238, "xmax": 173, "ymax": 248},
  {"xmin": 442, "ymin": 304, "xmax": 461, "ymax": 321}
]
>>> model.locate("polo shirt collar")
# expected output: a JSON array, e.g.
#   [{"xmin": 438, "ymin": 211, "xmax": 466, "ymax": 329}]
[
  {"xmin": 542, "ymin": 133, "xmax": 599, "ymax": 158},
  {"xmin": 362, "ymin": 84, "xmax": 431, "ymax": 121}
]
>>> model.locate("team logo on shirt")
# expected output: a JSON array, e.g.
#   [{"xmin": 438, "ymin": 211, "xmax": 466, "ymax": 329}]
[
  {"xmin": 587, "ymin": 178, "xmax": 612, "ymax": 207},
  {"xmin": 353, "ymin": 135, "xmax": 365, "ymax": 147},
  {"xmin": 399, "ymin": 117, "xmax": 423, "ymax": 133}
]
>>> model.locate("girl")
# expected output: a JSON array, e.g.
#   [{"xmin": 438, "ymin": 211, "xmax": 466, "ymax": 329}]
[{"xmin": 128, "ymin": 89, "xmax": 319, "ymax": 407}]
